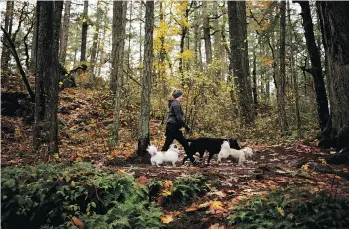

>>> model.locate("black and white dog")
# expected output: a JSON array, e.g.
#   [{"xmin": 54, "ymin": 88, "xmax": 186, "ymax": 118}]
[{"xmin": 183, "ymin": 137, "xmax": 241, "ymax": 164}]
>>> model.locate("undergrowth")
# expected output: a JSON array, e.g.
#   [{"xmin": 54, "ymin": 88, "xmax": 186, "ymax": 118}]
[
  {"xmin": 1, "ymin": 163, "xmax": 208, "ymax": 229},
  {"xmin": 229, "ymin": 187, "xmax": 349, "ymax": 229},
  {"xmin": 1, "ymin": 163, "xmax": 162, "ymax": 229}
]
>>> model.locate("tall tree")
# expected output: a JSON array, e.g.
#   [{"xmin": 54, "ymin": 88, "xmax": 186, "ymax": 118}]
[
  {"xmin": 296, "ymin": 1, "xmax": 329, "ymax": 132},
  {"xmin": 97, "ymin": 3, "xmax": 108, "ymax": 78},
  {"xmin": 80, "ymin": 1, "xmax": 88, "ymax": 62},
  {"xmin": 33, "ymin": 1, "xmax": 63, "ymax": 155},
  {"xmin": 213, "ymin": 1, "xmax": 225, "ymax": 80},
  {"xmin": 138, "ymin": 0, "xmax": 154, "ymax": 157},
  {"xmin": 59, "ymin": 0, "xmax": 71, "ymax": 64},
  {"xmin": 193, "ymin": 1, "xmax": 203, "ymax": 71},
  {"xmin": 1, "ymin": 1, "xmax": 14, "ymax": 76},
  {"xmin": 203, "ymin": 1, "xmax": 213, "ymax": 66},
  {"xmin": 175, "ymin": 1, "xmax": 192, "ymax": 78},
  {"xmin": 90, "ymin": 0, "xmax": 103, "ymax": 78},
  {"xmin": 111, "ymin": 1, "xmax": 127, "ymax": 144},
  {"xmin": 317, "ymin": 2, "xmax": 349, "ymax": 153},
  {"xmin": 30, "ymin": 6, "xmax": 37, "ymax": 71},
  {"xmin": 276, "ymin": 0, "xmax": 288, "ymax": 134},
  {"xmin": 227, "ymin": 1, "xmax": 255, "ymax": 125},
  {"xmin": 139, "ymin": 3, "xmax": 143, "ymax": 70},
  {"xmin": 252, "ymin": 50, "xmax": 258, "ymax": 112},
  {"xmin": 288, "ymin": 1, "xmax": 301, "ymax": 137}
]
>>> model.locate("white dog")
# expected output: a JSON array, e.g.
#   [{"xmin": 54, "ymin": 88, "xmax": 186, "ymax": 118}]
[
  {"xmin": 147, "ymin": 144, "xmax": 179, "ymax": 167},
  {"xmin": 147, "ymin": 145, "xmax": 164, "ymax": 167},
  {"xmin": 217, "ymin": 141, "xmax": 246, "ymax": 166},
  {"xmin": 241, "ymin": 147, "xmax": 254, "ymax": 159},
  {"xmin": 163, "ymin": 144, "xmax": 179, "ymax": 166}
]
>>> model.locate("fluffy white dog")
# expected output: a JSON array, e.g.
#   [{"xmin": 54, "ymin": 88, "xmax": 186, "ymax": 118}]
[
  {"xmin": 147, "ymin": 144, "xmax": 179, "ymax": 166},
  {"xmin": 217, "ymin": 141, "xmax": 246, "ymax": 166},
  {"xmin": 241, "ymin": 147, "xmax": 254, "ymax": 159},
  {"xmin": 163, "ymin": 144, "xmax": 179, "ymax": 166},
  {"xmin": 147, "ymin": 145, "xmax": 164, "ymax": 167}
]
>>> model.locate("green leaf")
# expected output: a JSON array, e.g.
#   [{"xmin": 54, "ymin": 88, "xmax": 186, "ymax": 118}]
[{"xmin": 4, "ymin": 179, "xmax": 16, "ymax": 188}]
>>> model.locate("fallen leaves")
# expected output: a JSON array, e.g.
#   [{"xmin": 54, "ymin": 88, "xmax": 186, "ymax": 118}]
[
  {"xmin": 71, "ymin": 216, "xmax": 85, "ymax": 229},
  {"xmin": 277, "ymin": 206, "xmax": 285, "ymax": 217},
  {"xmin": 161, "ymin": 211, "xmax": 181, "ymax": 224},
  {"xmin": 185, "ymin": 200, "xmax": 227, "ymax": 215},
  {"xmin": 302, "ymin": 163, "xmax": 309, "ymax": 170},
  {"xmin": 161, "ymin": 214, "xmax": 173, "ymax": 224},
  {"xmin": 209, "ymin": 223, "xmax": 225, "ymax": 229},
  {"xmin": 136, "ymin": 176, "xmax": 152, "ymax": 184},
  {"xmin": 207, "ymin": 190, "xmax": 227, "ymax": 198},
  {"xmin": 208, "ymin": 200, "xmax": 226, "ymax": 214}
]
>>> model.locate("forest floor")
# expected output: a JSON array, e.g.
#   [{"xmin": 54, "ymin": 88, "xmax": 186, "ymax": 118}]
[{"xmin": 2, "ymin": 87, "xmax": 349, "ymax": 228}]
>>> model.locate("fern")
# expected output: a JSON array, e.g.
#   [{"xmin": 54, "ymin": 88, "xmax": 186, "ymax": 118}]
[{"xmin": 228, "ymin": 187, "xmax": 349, "ymax": 229}]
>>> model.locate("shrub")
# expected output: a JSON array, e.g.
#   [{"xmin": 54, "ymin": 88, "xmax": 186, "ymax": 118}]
[
  {"xmin": 1, "ymin": 163, "xmax": 162, "ymax": 229},
  {"xmin": 229, "ymin": 188, "xmax": 349, "ymax": 229}
]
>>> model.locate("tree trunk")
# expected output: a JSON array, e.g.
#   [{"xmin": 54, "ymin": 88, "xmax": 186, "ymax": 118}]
[
  {"xmin": 276, "ymin": 0, "xmax": 288, "ymax": 134},
  {"xmin": 317, "ymin": 2, "xmax": 349, "ymax": 153},
  {"xmin": 213, "ymin": 1, "xmax": 224, "ymax": 80},
  {"xmin": 227, "ymin": 0, "xmax": 255, "ymax": 125},
  {"xmin": 193, "ymin": 1, "xmax": 203, "ymax": 72},
  {"xmin": 139, "ymin": 3, "xmax": 143, "ymax": 71},
  {"xmin": 59, "ymin": 0, "xmax": 71, "ymax": 65},
  {"xmin": 288, "ymin": 1, "xmax": 301, "ymax": 137},
  {"xmin": 178, "ymin": 3, "xmax": 190, "ymax": 79},
  {"xmin": 138, "ymin": 0, "xmax": 154, "ymax": 157},
  {"xmin": 1, "ymin": 1, "xmax": 14, "ymax": 76},
  {"xmin": 111, "ymin": 1, "xmax": 127, "ymax": 144},
  {"xmin": 203, "ymin": 1, "xmax": 212, "ymax": 67},
  {"xmin": 48, "ymin": 1, "xmax": 63, "ymax": 155},
  {"xmin": 80, "ymin": 1, "xmax": 88, "ymax": 62},
  {"xmin": 97, "ymin": 4, "xmax": 108, "ymax": 77},
  {"xmin": 90, "ymin": 0, "xmax": 103, "ymax": 78},
  {"xmin": 30, "ymin": 6, "xmax": 37, "ymax": 71},
  {"xmin": 33, "ymin": 1, "xmax": 63, "ymax": 154},
  {"xmin": 296, "ymin": 1, "xmax": 329, "ymax": 132},
  {"xmin": 252, "ymin": 50, "xmax": 258, "ymax": 113}
]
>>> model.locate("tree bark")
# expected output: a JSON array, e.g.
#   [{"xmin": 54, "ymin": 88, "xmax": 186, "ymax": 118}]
[
  {"xmin": 90, "ymin": 0, "xmax": 103, "ymax": 78},
  {"xmin": 296, "ymin": 1, "xmax": 329, "ymax": 132},
  {"xmin": 33, "ymin": 1, "xmax": 63, "ymax": 154},
  {"xmin": 276, "ymin": 0, "xmax": 288, "ymax": 134},
  {"xmin": 138, "ymin": 0, "xmax": 154, "ymax": 157},
  {"xmin": 59, "ymin": 0, "xmax": 71, "ymax": 65},
  {"xmin": 288, "ymin": 1, "xmax": 301, "ymax": 137},
  {"xmin": 1, "ymin": 1, "xmax": 14, "ymax": 76},
  {"xmin": 213, "ymin": 1, "xmax": 224, "ymax": 80},
  {"xmin": 317, "ymin": 2, "xmax": 349, "ymax": 153},
  {"xmin": 203, "ymin": 1, "xmax": 213, "ymax": 66},
  {"xmin": 111, "ymin": 1, "xmax": 127, "ymax": 144},
  {"xmin": 80, "ymin": 1, "xmax": 88, "ymax": 62},
  {"xmin": 193, "ymin": 1, "xmax": 203, "ymax": 72},
  {"xmin": 252, "ymin": 50, "xmax": 258, "ymax": 113},
  {"xmin": 139, "ymin": 3, "xmax": 143, "ymax": 71},
  {"xmin": 178, "ymin": 2, "xmax": 191, "ymax": 79},
  {"xmin": 227, "ymin": 1, "xmax": 255, "ymax": 125},
  {"xmin": 97, "ymin": 4, "xmax": 108, "ymax": 78},
  {"xmin": 30, "ymin": 6, "xmax": 37, "ymax": 71}
]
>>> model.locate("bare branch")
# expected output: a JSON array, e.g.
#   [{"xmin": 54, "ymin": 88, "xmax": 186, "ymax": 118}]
[
  {"xmin": 24, "ymin": 18, "xmax": 35, "ymax": 69},
  {"xmin": 12, "ymin": 2, "xmax": 27, "ymax": 42},
  {"xmin": 1, "ymin": 26, "xmax": 35, "ymax": 101}
]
